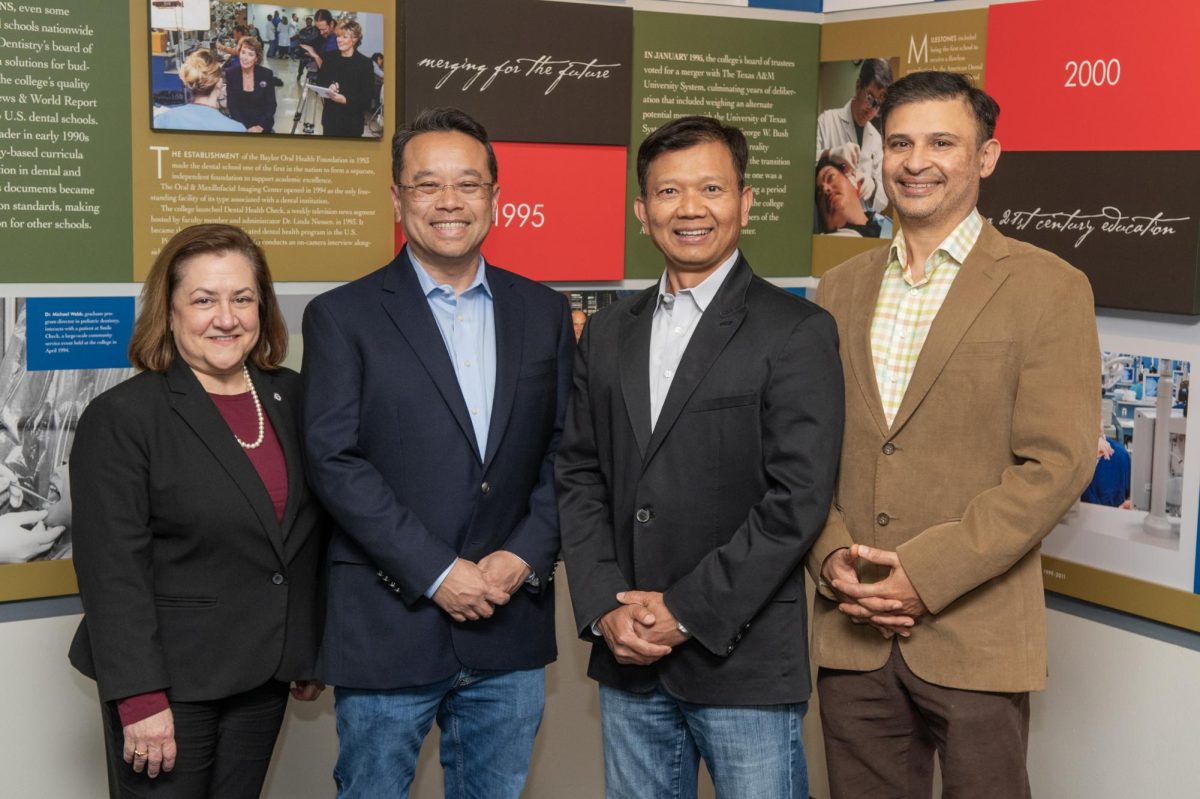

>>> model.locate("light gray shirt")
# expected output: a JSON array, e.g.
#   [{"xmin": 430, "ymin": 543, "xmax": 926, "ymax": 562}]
[{"xmin": 649, "ymin": 250, "xmax": 740, "ymax": 430}]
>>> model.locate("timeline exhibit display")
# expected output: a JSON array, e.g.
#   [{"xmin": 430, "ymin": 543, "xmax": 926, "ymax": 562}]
[{"xmin": 0, "ymin": 0, "xmax": 1196, "ymax": 633}]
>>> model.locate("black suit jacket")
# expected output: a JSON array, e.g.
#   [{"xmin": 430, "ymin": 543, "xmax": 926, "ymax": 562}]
[
  {"xmin": 69, "ymin": 361, "xmax": 327, "ymax": 703},
  {"xmin": 556, "ymin": 256, "xmax": 843, "ymax": 705},
  {"xmin": 224, "ymin": 62, "xmax": 277, "ymax": 132},
  {"xmin": 301, "ymin": 248, "xmax": 572, "ymax": 689}
]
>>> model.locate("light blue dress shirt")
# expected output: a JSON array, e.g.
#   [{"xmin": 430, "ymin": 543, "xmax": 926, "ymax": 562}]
[{"xmin": 410, "ymin": 253, "xmax": 497, "ymax": 596}]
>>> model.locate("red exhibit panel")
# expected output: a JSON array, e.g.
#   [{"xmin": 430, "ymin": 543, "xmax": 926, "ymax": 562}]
[
  {"xmin": 396, "ymin": 142, "xmax": 627, "ymax": 281},
  {"xmin": 986, "ymin": 0, "xmax": 1200, "ymax": 151}
]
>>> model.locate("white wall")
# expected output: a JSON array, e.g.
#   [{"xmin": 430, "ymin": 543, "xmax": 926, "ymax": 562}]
[{"xmin": 3, "ymin": 583, "xmax": 1198, "ymax": 798}]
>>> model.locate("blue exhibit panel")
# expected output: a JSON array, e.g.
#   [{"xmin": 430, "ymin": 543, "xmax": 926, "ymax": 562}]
[
  {"xmin": 25, "ymin": 297, "xmax": 135, "ymax": 371},
  {"xmin": 749, "ymin": 0, "xmax": 822, "ymax": 9}
]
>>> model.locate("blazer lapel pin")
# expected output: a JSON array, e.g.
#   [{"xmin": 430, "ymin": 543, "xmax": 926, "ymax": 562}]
[{"xmin": 273, "ymin": 392, "xmax": 282, "ymax": 401}]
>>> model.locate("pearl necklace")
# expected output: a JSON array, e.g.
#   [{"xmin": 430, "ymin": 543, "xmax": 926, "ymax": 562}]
[{"xmin": 235, "ymin": 365, "xmax": 266, "ymax": 450}]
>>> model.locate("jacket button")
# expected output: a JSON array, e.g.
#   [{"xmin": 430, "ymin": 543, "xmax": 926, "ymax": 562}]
[
  {"xmin": 876, "ymin": 513, "xmax": 890, "ymax": 526},
  {"xmin": 480, "ymin": 482, "xmax": 491, "ymax": 495},
  {"xmin": 271, "ymin": 572, "xmax": 285, "ymax": 585},
  {"xmin": 882, "ymin": 442, "xmax": 896, "ymax": 455},
  {"xmin": 635, "ymin": 508, "xmax": 651, "ymax": 524}
]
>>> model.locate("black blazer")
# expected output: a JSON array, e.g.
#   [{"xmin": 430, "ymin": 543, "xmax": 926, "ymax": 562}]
[
  {"xmin": 301, "ymin": 248, "xmax": 572, "ymax": 689},
  {"xmin": 556, "ymin": 256, "xmax": 844, "ymax": 705},
  {"xmin": 224, "ymin": 62, "xmax": 277, "ymax": 132},
  {"xmin": 69, "ymin": 360, "xmax": 326, "ymax": 703}
]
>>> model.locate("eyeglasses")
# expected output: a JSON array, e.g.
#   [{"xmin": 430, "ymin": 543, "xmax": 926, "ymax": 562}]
[
  {"xmin": 397, "ymin": 181, "xmax": 495, "ymax": 199},
  {"xmin": 864, "ymin": 91, "xmax": 884, "ymax": 111}
]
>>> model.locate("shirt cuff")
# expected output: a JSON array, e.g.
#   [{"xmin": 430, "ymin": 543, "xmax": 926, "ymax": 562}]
[
  {"xmin": 116, "ymin": 691, "xmax": 170, "ymax": 727},
  {"xmin": 424, "ymin": 559, "xmax": 457, "ymax": 599},
  {"xmin": 513, "ymin": 554, "xmax": 539, "ymax": 588}
]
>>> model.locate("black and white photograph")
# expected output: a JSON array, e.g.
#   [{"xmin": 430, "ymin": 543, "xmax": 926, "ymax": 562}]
[{"xmin": 0, "ymin": 299, "xmax": 133, "ymax": 573}]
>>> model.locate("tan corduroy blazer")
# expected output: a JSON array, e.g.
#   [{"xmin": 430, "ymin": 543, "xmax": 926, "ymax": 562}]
[{"xmin": 808, "ymin": 221, "xmax": 1099, "ymax": 693}]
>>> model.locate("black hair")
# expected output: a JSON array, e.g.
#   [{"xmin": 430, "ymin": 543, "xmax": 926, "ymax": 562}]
[
  {"xmin": 636, "ymin": 115, "xmax": 748, "ymax": 196},
  {"xmin": 880, "ymin": 70, "xmax": 1000, "ymax": 146},
  {"xmin": 392, "ymin": 107, "xmax": 498, "ymax": 184}
]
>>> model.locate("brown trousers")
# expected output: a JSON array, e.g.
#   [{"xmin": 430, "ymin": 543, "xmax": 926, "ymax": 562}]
[{"xmin": 818, "ymin": 641, "xmax": 1031, "ymax": 799}]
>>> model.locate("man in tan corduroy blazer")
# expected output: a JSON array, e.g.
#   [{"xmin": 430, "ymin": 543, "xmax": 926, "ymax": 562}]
[{"xmin": 809, "ymin": 71, "xmax": 1099, "ymax": 798}]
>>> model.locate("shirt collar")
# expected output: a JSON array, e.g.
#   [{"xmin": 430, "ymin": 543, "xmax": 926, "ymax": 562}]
[
  {"xmin": 408, "ymin": 251, "xmax": 491, "ymax": 299},
  {"xmin": 655, "ymin": 249, "xmax": 740, "ymax": 313},
  {"xmin": 887, "ymin": 209, "xmax": 983, "ymax": 277}
]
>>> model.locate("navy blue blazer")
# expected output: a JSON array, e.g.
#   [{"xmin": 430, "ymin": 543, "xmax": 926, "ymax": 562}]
[{"xmin": 301, "ymin": 248, "xmax": 573, "ymax": 689}]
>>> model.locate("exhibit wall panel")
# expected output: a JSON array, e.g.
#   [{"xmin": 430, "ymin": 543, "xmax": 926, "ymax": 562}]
[
  {"xmin": 625, "ymin": 11, "xmax": 820, "ymax": 278},
  {"xmin": 2, "ymin": 0, "xmax": 1200, "ymax": 797},
  {"xmin": 984, "ymin": 0, "xmax": 1200, "ymax": 313},
  {"xmin": 3, "ymin": 1, "xmax": 134, "ymax": 282},
  {"xmin": 1040, "ymin": 311, "xmax": 1200, "ymax": 632},
  {"xmin": 811, "ymin": 8, "xmax": 987, "ymax": 275},
  {"xmin": 132, "ymin": 0, "xmax": 397, "ymax": 282}
]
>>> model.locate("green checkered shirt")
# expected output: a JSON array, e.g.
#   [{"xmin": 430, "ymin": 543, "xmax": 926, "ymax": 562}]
[{"xmin": 871, "ymin": 209, "xmax": 983, "ymax": 427}]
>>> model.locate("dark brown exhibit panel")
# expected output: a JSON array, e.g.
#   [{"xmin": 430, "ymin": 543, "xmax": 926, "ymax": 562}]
[
  {"xmin": 401, "ymin": 0, "xmax": 632, "ymax": 145},
  {"xmin": 978, "ymin": 152, "xmax": 1200, "ymax": 315}
]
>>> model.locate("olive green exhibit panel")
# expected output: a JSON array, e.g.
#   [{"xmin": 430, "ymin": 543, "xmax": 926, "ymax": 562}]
[
  {"xmin": 1, "ymin": 0, "xmax": 133, "ymax": 281},
  {"xmin": 625, "ymin": 12, "xmax": 819, "ymax": 279}
]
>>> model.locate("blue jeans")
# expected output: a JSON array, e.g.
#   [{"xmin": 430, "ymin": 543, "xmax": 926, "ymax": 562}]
[
  {"xmin": 600, "ymin": 684, "xmax": 808, "ymax": 799},
  {"xmin": 334, "ymin": 668, "xmax": 544, "ymax": 799}
]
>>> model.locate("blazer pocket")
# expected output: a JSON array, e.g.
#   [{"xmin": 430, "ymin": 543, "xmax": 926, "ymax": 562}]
[
  {"xmin": 154, "ymin": 594, "xmax": 217, "ymax": 609},
  {"xmin": 944, "ymin": 341, "xmax": 1014, "ymax": 377},
  {"xmin": 951, "ymin": 341, "xmax": 1013, "ymax": 360},
  {"xmin": 519, "ymin": 357, "xmax": 556, "ymax": 380},
  {"xmin": 688, "ymin": 392, "xmax": 758, "ymax": 413}
]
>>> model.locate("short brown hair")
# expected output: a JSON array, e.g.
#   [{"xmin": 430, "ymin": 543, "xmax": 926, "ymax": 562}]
[
  {"xmin": 130, "ymin": 224, "xmax": 287, "ymax": 373},
  {"xmin": 237, "ymin": 35, "xmax": 263, "ymax": 65}
]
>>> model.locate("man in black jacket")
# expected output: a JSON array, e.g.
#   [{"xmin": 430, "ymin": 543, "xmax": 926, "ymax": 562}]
[{"xmin": 557, "ymin": 116, "xmax": 844, "ymax": 799}]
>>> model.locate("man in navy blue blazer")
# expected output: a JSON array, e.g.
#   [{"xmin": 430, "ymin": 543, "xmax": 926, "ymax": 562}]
[{"xmin": 301, "ymin": 107, "xmax": 573, "ymax": 799}]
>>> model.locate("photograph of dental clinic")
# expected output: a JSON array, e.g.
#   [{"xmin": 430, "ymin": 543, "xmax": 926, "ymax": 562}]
[
  {"xmin": 149, "ymin": 2, "xmax": 384, "ymax": 137},
  {"xmin": 1071, "ymin": 352, "xmax": 1191, "ymax": 546}
]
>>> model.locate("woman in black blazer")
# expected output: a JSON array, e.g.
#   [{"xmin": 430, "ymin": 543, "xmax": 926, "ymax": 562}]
[
  {"xmin": 315, "ymin": 19, "xmax": 374, "ymax": 137},
  {"xmin": 224, "ymin": 36, "xmax": 277, "ymax": 133},
  {"xmin": 69, "ymin": 224, "xmax": 326, "ymax": 798}
]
